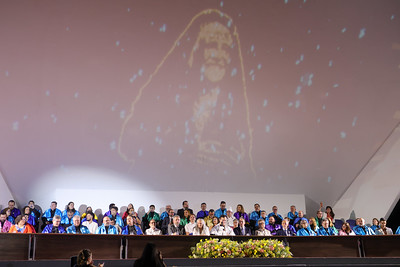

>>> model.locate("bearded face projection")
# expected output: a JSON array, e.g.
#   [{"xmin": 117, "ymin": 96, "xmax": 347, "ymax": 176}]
[{"xmin": 118, "ymin": 9, "xmax": 255, "ymax": 189}]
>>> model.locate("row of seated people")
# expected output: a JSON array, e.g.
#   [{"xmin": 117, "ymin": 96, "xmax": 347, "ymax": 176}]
[{"xmin": 1, "ymin": 200, "xmax": 399, "ymax": 236}]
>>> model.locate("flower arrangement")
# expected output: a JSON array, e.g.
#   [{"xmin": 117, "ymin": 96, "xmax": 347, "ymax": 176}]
[{"xmin": 190, "ymin": 238, "xmax": 292, "ymax": 258}]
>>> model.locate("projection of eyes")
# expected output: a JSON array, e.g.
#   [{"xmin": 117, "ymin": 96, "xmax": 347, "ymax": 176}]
[{"xmin": 118, "ymin": 9, "xmax": 256, "ymax": 184}]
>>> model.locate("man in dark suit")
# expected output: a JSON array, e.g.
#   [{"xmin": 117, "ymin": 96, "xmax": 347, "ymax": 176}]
[
  {"xmin": 276, "ymin": 218, "xmax": 296, "ymax": 236},
  {"xmin": 161, "ymin": 209, "xmax": 175, "ymax": 235},
  {"xmin": 177, "ymin": 201, "xmax": 193, "ymax": 218},
  {"xmin": 234, "ymin": 217, "xmax": 252, "ymax": 236}
]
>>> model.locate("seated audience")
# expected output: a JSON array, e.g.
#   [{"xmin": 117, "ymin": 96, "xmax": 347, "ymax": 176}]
[
  {"xmin": 353, "ymin": 218, "xmax": 375, "ymax": 235},
  {"xmin": 317, "ymin": 219, "xmax": 337, "ymax": 236},
  {"xmin": 42, "ymin": 201, "xmax": 62, "ymax": 230},
  {"xmin": 67, "ymin": 215, "xmax": 90, "ymax": 234},
  {"xmin": 180, "ymin": 209, "xmax": 191, "ymax": 226},
  {"xmin": 309, "ymin": 217, "xmax": 319, "ymax": 234},
  {"xmin": 159, "ymin": 205, "xmax": 172, "ymax": 221},
  {"xmin": 108, "ymin": 206, "xmax": 124, "ymax": 228},
  {"xmin": 255, "ymin": 219, "xmax": 271, "ymax": 236},
  {"xmin": 161, "ymin": 209, "xmax": 175, "ymax": 235},
  {"xmin": 82, "ymin": 212, "xmax": 98, "ymax": 234},
  {"xmin": 177, "ymin": 201, "xmax": 193, "ymax": 218},
  {"xmin": 297, "ymin": 219, "xmax": 316, "ymax": 236},
  {"xmin": 8, "ymin": 215, "xmax": 35, "ymax": 233},
  {"xmin": 293, "ymin": 210, "xmax": 308, "ymax": 230},
  {"xmin": 0, "ymin": 212, "xmax": 12, "ymax": 233},
  {"xmin": 265, "ymin": 216, "xmax": 281, "ymax": 235},
  {"xmin": 370, "ymin": 218, "xmax": 380, "ymax": 232},
  {"xmin": 210, "ymin": 216, "xmax": 220, "ymax": 232},
  {"xmin": 234, "ymin": 217, "xmax": 251, "ymax": 236},
  {"xmin": 234, "ymin": 204, "xmax": 250, "ymax": 224},
  {"xmin": 81, "ymin": 206, "xmax": 98, "ymax": 222},
  {"xmin": 62, "ymin": 201, "xmax": 80, "ymax": 217},
  {"xmin": 103, "ymin": 203, "xmax": 118, "ymax": 217},
  {"xmin": 232, "ymin": 218, "xmax": 239, "ymax": 229},
  {"xmin": 315, "ymin": 210, "xmax": 324, "ymax": 228},
  {"xmin": 145, "ymin": 219, "xmax": 162, "ymax": 235},
  {"xmin": 168, "ymin": 215, "xmax": 185, "ymax": 235},
  {"xmin": 276, "ymin": 218, "xmax": 296, "ymax": 236},
  {"xmin": 211, "ymin": 215, "xmax": 235, "ymax": 236},
  {"xmin": 214, "ymin": 201, "xmax": 227, "ymax": 218},
  {"xmin": 184, "ymin": 214, "xmax": 196, "ymax": 235},
  {"xmin": 249, "ymin": 203, "xmax": 262, "ymax": 231},
  {"xmin": 110, "ymin": 218, "xmax": 122, "ymax": 234},
  {"xmin": 122, "ymin": 203, "xmax": 136, "ymax": 222},
  {"xmin": 339, "ymin": 222, "xmax": 355, "ymax": 236},
  {"xmin": 22, "ymin": 206, "xmax": 36, "ymax": 227},
  {"xmin": 375, "ymin": 218, "xmax": 393, "ymax": 235},
  {"xmin": 287, "ymin": 205, "xmax": 298, "ymax": 225},
  {"xmin": 226, "ymin": 207, "xmax": 235, "ymax": 227},
  {"xmin": 61, "ymin": 210, "xmax": 75, "ymax": 229},
  {"xmin": 122, "ymin": 215, "xmax": 143, "ymax": 235},
  {"xmin": 142, "ymin": 205, "xmax": 160, "ymax": 232},
  {"xmin": 96, "ymin": 216, "xmax": 118, "ymax": 235},
  {"xmin": 75, "ymin": 249, "xmax": 104, "ymax": 267},
  {"xmin": 133, "ymin": 243, "xmax": 166, "ymax": 267},
  {"xmin": 28, "ymin": 200, "xmax": 41, "ymax": 233},
  {"xmin": 1, "ymin": 200, "xmax": 21, "ymax": 219},
  {"xmin": 204, "ymin": 209, "xmax": 215, "ymax": 230},
  {"xmin": 267, "ymin": 206, "xmax": 283, "ymax": 225},
  {"xmin": 196, "ymin": 203, "xmax": 208, "ymax": 219},
  {"xmin": 192, "ymin": 218, "xmax": 210, "ymax": 236},
  {"xmin": 3, "ymin": 208, "xmax": 15, "ymax": 224},
  {"xmin": 42, "ymin": 215, "xmax": 65, "ymax": 233}
]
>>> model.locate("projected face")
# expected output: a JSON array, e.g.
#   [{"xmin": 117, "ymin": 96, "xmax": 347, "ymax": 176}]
[{"xmin": 198, "ymin": 22, "xmax": 232, "ymax": 83}]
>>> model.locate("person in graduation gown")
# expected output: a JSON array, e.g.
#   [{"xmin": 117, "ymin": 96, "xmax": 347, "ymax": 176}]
[
  {"xmin": 22, "ymin": 206, "xmax": 36, "ymax": 228},
  {"xmin": 353, "ymin": 218, "xmax": 375, "ymax": 235},
  {"xmin": 1, "ymin": 200, "xmax": 21, "ymax": 220},
  {"xmin": 159, "ymin": 205, "xmax": 172, "ymax": 221},
  {"xmin": 249, "ymin": 203, "xmax": 262, "ymax": 231},
  {"xmin": 396, "ymin": 226, "xmax": 400, "ymax": 235},
  {"xmin": 67, "ymin": 215, "xmax": 90, "ymax": 234},
  {"xmin": 142, "ymin": 205, "xmax": 160, "ymax": 233},
  {"xmin": 317, "ymin": 219, "xmax": 337, "ymax": 236},
  {"xmin": 265, "ymin": 216, "xmax": 281, "ymax": 235},
  {"xmin": 370, "ymin": 218, "xmax": 380, "ymax": 232},
  {"xmin": 122, "ymin": 215, "xmax": 143, "ymax": 235},
  {"xmin": 233, "ymin": 204, "xmax": 250, "ymax": 224},
  {"xmin": 62, "ymin": 201, "xmax": 80, "ymax": 218},
  {"xmin": 108, "ymin": 206, "xmax": 124, "ymax": 228},
  {"xmin": 287, "ymin": 205, "xmax": 298, "ymax": 225},
  {"xmin": 81, "ymin": 206, "xmax": 98, "ymax": 223},
  {"xmin": 27, "ymin": 201, "xmax": 41, "ymax": 233},
  {"xmin": 42, "ymin": 201, "xmax": 62, "ymax": 230},
  {"xmin": 297, "ymin": 219, "xmax": 316, "ymax": 236},
  {"xmin": 61, "ymin": 210, "xmax": 75, "ymax": 229},
  {"xmin": 3, "ymin": 208, "xmax": 15, "ymax": 224},
  {"xmin": 8, "ymin": 215, "xmax": 36, "ymax": 233},
  {"xmin": 214, "ymin": 201, "xmax": 227, "ymax": 219},
  {"xmin": 196, "ymin": 203, "xmax": 209, "ymax": 219},
  {"xmin": 96, "ymin": 216, "xmax": 118, "ymax": 235},
  {"xmin": 42, "ymin": 215, "xmax": 66, "ymax": 233},
  {"xmin": 267, "ymin": 206, "xmax": 283, "ymax": 225},
  {"xmin": 293, "ymin": 211, "xmax": 308, "ymax": 230}
]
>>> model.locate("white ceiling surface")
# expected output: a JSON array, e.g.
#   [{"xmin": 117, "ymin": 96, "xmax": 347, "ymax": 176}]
[{"xmin": 0, "ymin": 1, "xmax": 399, "ymax": 213}]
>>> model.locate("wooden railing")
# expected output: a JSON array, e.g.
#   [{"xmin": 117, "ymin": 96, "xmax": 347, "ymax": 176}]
[{"xmin": 0, "ymin": 234, "xmax": 399, "ymax": 260}]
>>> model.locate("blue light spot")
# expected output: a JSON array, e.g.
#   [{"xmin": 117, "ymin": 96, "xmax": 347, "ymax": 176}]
[
  {"xmin": 175, "ymin": 94, "xmax": 180, "ymax": 104},
  {"xmin": 284, "ymin": 0, "xmax": 288, "ymax": 4},
  {"xmin": 116, "ymin": 40, "xmax": 120, "ymax": 47},
  {"xmin": 46, "ymin": 90, "xmax": 50, "ymax": 96},
  {"xmin": 295, "ymin": 60, "xmax": 300, "ymax": 65},
  {"xmin": 240, "ymin": 133, "xmax": 246, "ymax": 139},
  {"xmin": 294, "ymin": 161, "xmax": 299, "ymax": 167},
  {"xmin": 138, "ymin": 69, "xmax": 143, "ymax": 76},
  {"xmin": 391, "ymin": 15, "xmax": 395, "ymax": 20},
  {"xmin": 295, "ymin": 100, "xmax": 300, "ymax": 108},
  {"xmin": 333, "ymin": 84, "xmax": 339, "ymax": 88},
  {"xmin": 341, "ymin": 28, "xmax": 347, "ymax": 33},
  {"xmin": 288, "ymin": 102, "xmax": 293, "ymax": 107},
  {"xmin": 265, "ymin": 125, "xmax": 270, "ymax": 133},
  {"xmin": 300, "ymin": 54, "xmax": 304, "ymax": 61},
  {"xmin": 333, "ymin": 147, "xmax": 337, "ymax": 152},
  {"xmin": 308, "ymin": 73, "xmax": 314, "ymax": 86},
  {"xmin": 220, "ymin": 122, "xmax": 224, "ymax": 130},
  {"xmin": 263, "ymin": 99, "xmax": 268, "ymax": 107},
  {"xmin": 296, "ymin": 86, "xmax": 302, "ymax": 95},
  {"xmin": 12, "ymin": 121, "xmax": 19, "ymax": 131},
  {"xmin": 280, "ymin": 47, "xmax": 284, "ymax": 53},
  {"xmin": 211, "ymin": 144, "xmax": 216, "ymax": 153},
  {"xmin": 340, "ymin": 131, "xmax": 347, "ymax": 139},
  {"xmin": 178, "ymin": 148, "xmax": 183, "ymax": 155},
  {"xmin": 328, "ymin": 60, "xmax": 333, "ymax": 67},
  {"xmin": 159, "ymin": 24, "xmax": 167, "ymax": 32},
  {"xmin": 249, "ymin": 69, "xmax": 254, "ymax": 76},
  {"xmin": 316, "ymin": 44, "xmax": 320, "ymax": 50},
  {"xmin": 250, "ymin": 45, "xmax": 255, "ymax": 52},
  {"xmin": 227, "ymin": 20, "xmax": 232, "ymax": 28},
  {"xmin": 317, "ymin": 118, "xmax": 321, "ymax": 123},
  {"xmin": 120, "ymin": 110, "xmax": 126, "ymax": 119},
  {"xmin": 138, "ymin": 149, "xmax": 143, "ymax": 157},
  {"xmin": 322, "ymin": 105, "xmax": 326, "ymax": 110},
  {"xmin": 257, "ymin": 115, "xmax": 261, "ymax": 121},
  {"xmin": 257, "ymin": 64, "xmax": 262, "ymax": 70},
  {"xmin": 327, "ymin": 176, "xmax": 332, "ymax": 183},
  {"xmin": 110, "ymin": 140, "xmax": 116, "ymax": 150},
  {"xmin": 358, "ymin": 28, "xmax": 366, "ymax": 39},
  {"xmin": 231, "ymin": 68, "xmax": 237, "ymax": 77}
]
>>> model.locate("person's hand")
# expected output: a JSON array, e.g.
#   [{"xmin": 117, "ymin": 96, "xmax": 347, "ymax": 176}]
[
  {"xmin": 98, "ymin": 263, "xmax": 104, "ymax": 267},
  {"xmin": 320, "ymin": 202, "xmax": 323, "ymax": 208}
]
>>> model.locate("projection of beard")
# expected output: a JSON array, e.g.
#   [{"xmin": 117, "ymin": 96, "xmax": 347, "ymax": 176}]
[{"xmin": 119, "ymin": 9, "xmax": 255, "ymax": 188}]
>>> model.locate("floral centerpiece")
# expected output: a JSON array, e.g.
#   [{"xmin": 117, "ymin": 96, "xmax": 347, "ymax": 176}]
[{"xmin": 190, "ymin": 238, "xmax": 292, "ymax": 258}]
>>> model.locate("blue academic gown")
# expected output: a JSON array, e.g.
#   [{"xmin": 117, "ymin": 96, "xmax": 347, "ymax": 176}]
[
  {"xmin": 317, "ymin": 227, "xmax": 337, "ymax": 236},
  {"xmin": 297, "ymin": 227, "xmax": 317, "ymax": 236},
  {"xmin": 267, "ymin": 212, "xmax": 284, "ymax": 221},
  {"xmin": 353, "ymin": 225, "xmax": 375, "ymax": 235},
  {"xmin": 42, "ymin": 224, "xmax": 66, "ymax": 233},
  {"xmin": 293, "ymin": 217, "xmax": 309, "ymax": 227},
  {"xmin": 121, "ymin": 225, "xmax": 143, "ymax": 235},
  {"xmin": 7, "ymin": 216, "xmax": 15, "ymax": 224},
  {"xmin": 96, "ymin": 225, "xmax": 118, "ymax": 234},
  {"xmin": 43, "ymin": 208, "xmax": 62, "ymax": 222},
  {"xmin": 160, "ymin": 211, "xmax": 169, "ymax": 221},
  {"xmin": 250, "ymin": 211, "xmax": 261, "ymax": 227},
  {"xmin": 214, "ymin": 209, "xmax": 227, "ymax": 218},
  {"xmin": 196, "ymin": 210, "xmax": 209, "ymax": 219},
  {"xmin": 108, "ymin": 215, "xmax": 124, "ymax": 227},
  {"xmin": 62, "ymin": 210, "xmax": 80, "ymax": 217},
  {"xmin": 287, "ymin": 211, "xmax": 298, "ymax": 221},
  {"xmin": 396, "ymin": 226, "xmax": 400, "ymax": 235},
  {"xmin": 61, "ymin": 215, "xmax": 74, "ymax": 225},
  {"xmin": 66, "ymin": 225, "xmax": 90, "ymax": 234}
]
